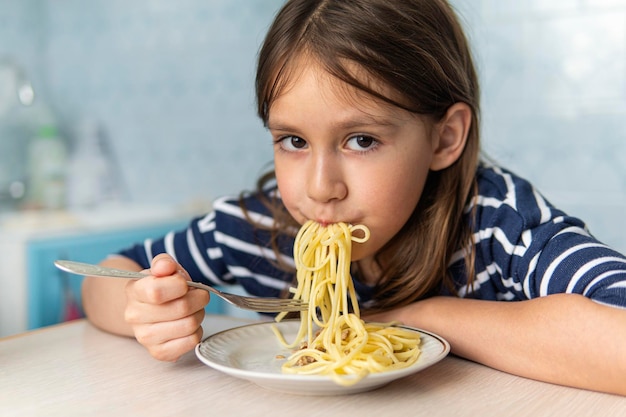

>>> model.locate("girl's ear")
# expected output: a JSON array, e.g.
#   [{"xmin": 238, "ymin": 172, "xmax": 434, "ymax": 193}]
[{"xmin": 429, "ymin": 102, "xmax": 472, "ymax": 171}]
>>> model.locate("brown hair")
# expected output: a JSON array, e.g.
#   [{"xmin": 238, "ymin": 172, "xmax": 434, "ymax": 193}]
[{"xmin": 250, "ymin": 0, "xmax": 480, "ymax": 311}]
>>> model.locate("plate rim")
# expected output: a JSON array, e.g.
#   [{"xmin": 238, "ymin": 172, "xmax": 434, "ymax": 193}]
[{"xmin": 195, "ymin": 320, "xmax": 450, "ymax": 384}]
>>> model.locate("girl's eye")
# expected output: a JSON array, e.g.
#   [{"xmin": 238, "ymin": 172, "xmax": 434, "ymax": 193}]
[
  {"xmin": 346, "ymin": 135, "xmax": 378, "ymax": 151},
  {"xmin": 277, "ymin": 136, "xmax": 308, "ymax": 151}
]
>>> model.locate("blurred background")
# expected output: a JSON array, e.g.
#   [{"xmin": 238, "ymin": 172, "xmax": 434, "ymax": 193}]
[{"xmin": 0, "ymin": 0, "xmax": 625, "ymax": 336}]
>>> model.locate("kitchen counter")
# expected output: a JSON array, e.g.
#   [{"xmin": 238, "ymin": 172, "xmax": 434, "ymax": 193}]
[
  {"xmin": 0, "ymin": 202, "xmax": 204, "ymax": 236},
  {"xmin": 1, "ymin": 315, "xmax": 624, "ymax": 417}
]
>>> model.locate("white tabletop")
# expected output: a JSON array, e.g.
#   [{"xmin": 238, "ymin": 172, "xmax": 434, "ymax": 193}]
[{"xmin": 1, "ymin": 315, "xmax": 624, "ymax": 417}]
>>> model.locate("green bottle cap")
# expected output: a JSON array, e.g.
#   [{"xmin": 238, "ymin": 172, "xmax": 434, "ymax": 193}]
[{"xmin": 38, "ymin": 125, "xmax": 58, "ymax": 138}]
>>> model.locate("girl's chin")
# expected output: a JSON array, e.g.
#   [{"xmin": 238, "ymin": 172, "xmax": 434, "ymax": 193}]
[{"xmin": 350, "ymin": 243, "xmax": 374, "ymax": 262}]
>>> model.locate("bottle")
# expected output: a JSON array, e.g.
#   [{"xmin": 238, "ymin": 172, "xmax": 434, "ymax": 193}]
[
  {"xmin": 26, "ymin": 123, "xmax": 67, "ymax": 210},
  {"xmin": 65, "ymin": 119, "xmax": 117, "ymax": 209}
]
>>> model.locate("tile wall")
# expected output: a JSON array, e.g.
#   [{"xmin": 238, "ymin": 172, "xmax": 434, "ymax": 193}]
[
  {"xmin": 452, "ymin": 0, "xmax": 626, "ymax": 251},
  {"xmin": 1, "ymin": 0, "xmax": 282, "ymax": 209},
  {"xmin": 1, "ymin": 0, "xmax": 624, "ymax": 251}
]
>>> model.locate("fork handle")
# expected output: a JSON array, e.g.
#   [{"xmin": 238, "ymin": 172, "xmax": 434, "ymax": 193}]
[
  {"xmin": 186, "ymin": 280, "xmax": 220, "ymax": 294},
  {"xmin": 54, "ymin": 260, "xmax": 149, "ymax": 279},
  {"xmin": 55, "ymin": 260, "xmax": 220, "ymax": 293}
]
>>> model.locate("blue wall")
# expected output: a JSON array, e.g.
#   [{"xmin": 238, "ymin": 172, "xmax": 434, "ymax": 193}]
[
  {"xmin": 1, "ymin": 0, "xmax": 281, "ymax": 206},
  {"xmin": 452, "ymin": 0, "xmax": 626, "ymax": 252}
]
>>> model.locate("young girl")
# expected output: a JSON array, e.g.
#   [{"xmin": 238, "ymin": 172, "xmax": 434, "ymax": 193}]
[{"xmin": 82, "ymin": 0, "xmax": 626, "ymax": 395}]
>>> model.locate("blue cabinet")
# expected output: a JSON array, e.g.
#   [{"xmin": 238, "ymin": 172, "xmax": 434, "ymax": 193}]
[{"xmin": 26, "ymin": 221, "xmax": 227, "ymax": 330}]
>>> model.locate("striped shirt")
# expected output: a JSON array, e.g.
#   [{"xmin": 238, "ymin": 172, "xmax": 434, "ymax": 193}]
[{"xmin": 118, "ymin": 165, "xmax": 626, "ymax": 309}]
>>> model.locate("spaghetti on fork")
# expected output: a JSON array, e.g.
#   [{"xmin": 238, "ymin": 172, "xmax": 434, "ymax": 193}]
[{"xmin": 273, "ymin": 221, "xmax": 421, "ymax": 386}]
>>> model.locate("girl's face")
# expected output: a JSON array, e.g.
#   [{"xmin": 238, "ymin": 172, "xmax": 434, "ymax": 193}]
[{"xmin": 268, "ymin": 61, "xmax": 438, "ymax": 262}]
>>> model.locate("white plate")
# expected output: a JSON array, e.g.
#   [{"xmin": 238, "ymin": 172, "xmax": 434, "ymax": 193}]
[{"xmin": 195, "ymin": 320, "xmax": 450, "ymax": 395}]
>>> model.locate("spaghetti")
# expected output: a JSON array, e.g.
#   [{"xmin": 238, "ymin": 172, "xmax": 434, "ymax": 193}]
[{"xmin": 274, "ymin": 221, "xmax": 421, "ymax": 386}]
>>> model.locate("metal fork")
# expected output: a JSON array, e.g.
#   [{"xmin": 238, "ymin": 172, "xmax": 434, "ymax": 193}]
[{"xmin": 54, "ymin": 260, "xmax": 307, "ymax": 313}]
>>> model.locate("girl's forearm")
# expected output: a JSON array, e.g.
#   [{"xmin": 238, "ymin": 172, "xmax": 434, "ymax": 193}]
[
  {"xmin": 383, "ymin": 294, "xmax": 626, "ymax": 396},
  {"xmin": 81, "ymin": 256, "xmax": 141, "ymax": 337}
]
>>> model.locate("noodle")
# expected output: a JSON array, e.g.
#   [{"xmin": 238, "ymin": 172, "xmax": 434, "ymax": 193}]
[{"xmin": 274, "ymin": 221, "xmax": 421, "ymax": 386}]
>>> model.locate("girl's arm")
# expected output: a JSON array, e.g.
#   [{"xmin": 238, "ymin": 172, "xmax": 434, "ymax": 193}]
[{"xmin": 367, "ymin": 293, "xmax": 626, "ymax": 396}]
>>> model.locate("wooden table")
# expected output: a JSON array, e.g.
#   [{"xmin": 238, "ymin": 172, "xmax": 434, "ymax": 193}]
[{"xmin": 1, "ymin": 315, "xmax": 624, "ymax": 416}]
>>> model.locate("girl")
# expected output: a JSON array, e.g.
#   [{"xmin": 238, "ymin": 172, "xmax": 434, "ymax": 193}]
[{"xmin": 82, "ymin": 0, "xmax": 626, "ymax": 395}]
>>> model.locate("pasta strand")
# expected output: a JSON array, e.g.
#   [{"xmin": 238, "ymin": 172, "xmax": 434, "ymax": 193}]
[{"xmin": 275, "ymin": 221, "xmax": 421, "ymax": 386}]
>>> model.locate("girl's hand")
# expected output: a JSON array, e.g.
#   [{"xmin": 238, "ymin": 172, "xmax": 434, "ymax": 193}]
[{"xmin": 124, "ymin": 253, "xmax": 210, "ymax": 361}]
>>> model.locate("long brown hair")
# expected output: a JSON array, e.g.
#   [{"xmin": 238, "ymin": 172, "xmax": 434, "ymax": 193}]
[{"xmin": 249, "ymin": 0, "xmax": 480, "ymax": 310}]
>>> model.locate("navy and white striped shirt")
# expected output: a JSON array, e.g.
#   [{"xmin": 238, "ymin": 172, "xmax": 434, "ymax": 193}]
[{"xmin": 119, "ymin": 165, "xmax": 626, "ymax": 309}]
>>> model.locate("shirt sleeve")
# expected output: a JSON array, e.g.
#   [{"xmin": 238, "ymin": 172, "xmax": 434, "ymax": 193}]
[
  {"xmin": 456, "ymin": 166, "xmax": 626, "ymax": 309},
  {"xmin": 117, "ymin": 194, "xmax": 295, "ymax": 298}
]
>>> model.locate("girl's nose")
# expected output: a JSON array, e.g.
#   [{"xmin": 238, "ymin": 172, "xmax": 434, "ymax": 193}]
[{"xmin": 306, "ymin": 152, "xmax": 348, "ymax": 203}]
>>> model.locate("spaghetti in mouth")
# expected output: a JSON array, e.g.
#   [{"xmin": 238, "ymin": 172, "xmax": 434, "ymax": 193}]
[{"xmin": 273, "ymin": 221, "xmax": 421, "ymax": 386}]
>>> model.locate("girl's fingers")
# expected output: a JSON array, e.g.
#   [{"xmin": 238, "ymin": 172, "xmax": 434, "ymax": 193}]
[
  {"xmin": 122, "ymin": 254, "xmax": 210, "ymax": 361},
  {"xmin": 149, "ymin": 254, "xmax": 184, "ymax": 277},
  {"xmin": 134, "ymin": 309, "xmax": 206, "ymax": 362},
  {"xmin": 146, "ymin": 325, "xmax": 205, "ymax": 362},
  {"xmin": 125, "ymin": 286, "xmax": 209, "ymax": 324},
  {"xmin": 126, "ymin": 274, "xmax": 190, "ymax": 305}
]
